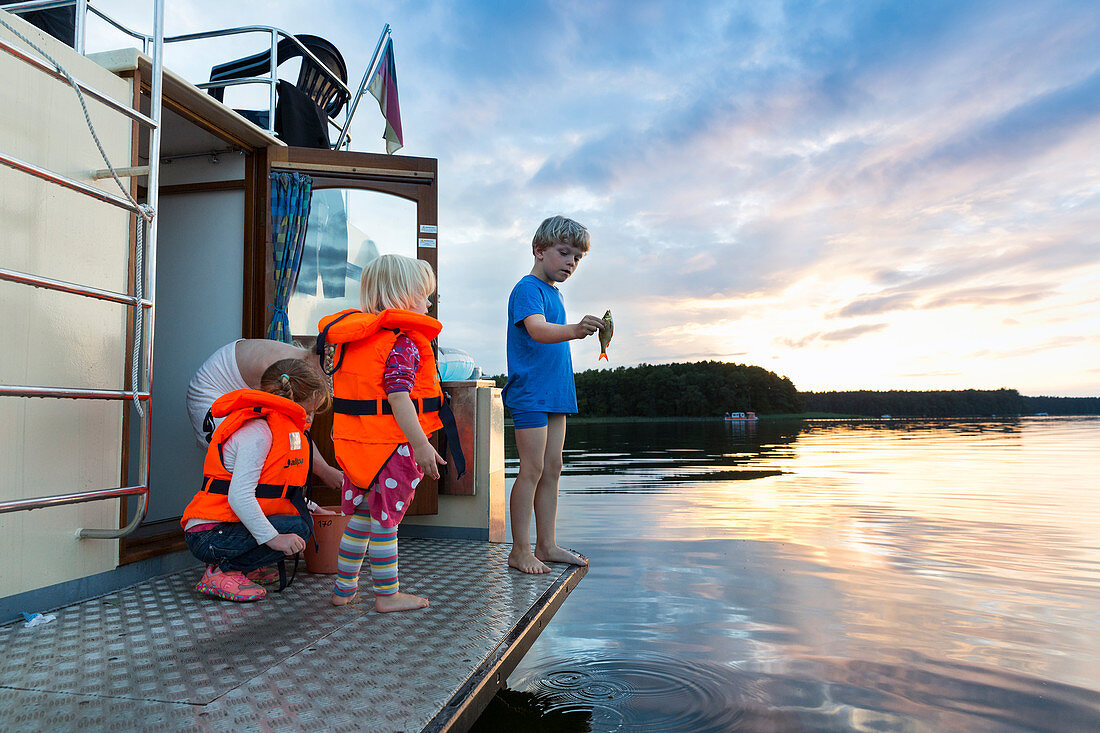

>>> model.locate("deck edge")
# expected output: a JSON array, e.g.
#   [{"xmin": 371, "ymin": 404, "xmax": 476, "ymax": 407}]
[{"xmin": 422, "ymin": 558, "xmax": 589, "ymax": 733}]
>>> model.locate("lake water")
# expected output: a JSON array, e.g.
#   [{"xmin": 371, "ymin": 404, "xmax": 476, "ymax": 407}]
[{"xmin": 472, "ymin": 416, "xmax": 1100, "ymax": 732}]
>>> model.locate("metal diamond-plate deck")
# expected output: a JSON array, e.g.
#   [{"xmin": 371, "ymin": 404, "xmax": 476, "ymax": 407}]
[{"xmin": 0, "ymin": 538, "xmax": 586, "ymax": 732}]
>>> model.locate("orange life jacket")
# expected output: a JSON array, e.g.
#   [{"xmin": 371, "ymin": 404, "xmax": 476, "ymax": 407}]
[
  {"xmin": 180, "ymin": 389, "xmax": 312, "ymax": 529},
  {"xmin": 317, "ymin": 308, "xmax": 444, "ymax": 487}
]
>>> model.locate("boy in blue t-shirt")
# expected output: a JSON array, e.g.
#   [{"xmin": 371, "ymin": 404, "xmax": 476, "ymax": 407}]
[{"xmin": 504, "ymin": 216, "xmax": 604, "ymax": 574}]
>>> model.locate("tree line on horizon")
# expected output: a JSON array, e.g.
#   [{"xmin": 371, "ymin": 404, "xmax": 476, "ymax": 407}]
[
  {"xmin": 489, "ymin": 361, "xmax": 804, "ymax": 417},
  {"xmin": 485, "ymin": 361, "xmax": 1099, "ymax": 418},
  {"xmin": 802, "ymin": 389, "xmax": 1100, "ymax": 417}
]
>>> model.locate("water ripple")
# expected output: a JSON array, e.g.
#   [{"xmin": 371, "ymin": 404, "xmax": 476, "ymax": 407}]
[
  {"xmin": 512, "ymin": 654, "xmax": 745, "ymax": 732},
  {"xmin": 506, "ymin": 652, "xmax": 1100, "ymax": 732}
]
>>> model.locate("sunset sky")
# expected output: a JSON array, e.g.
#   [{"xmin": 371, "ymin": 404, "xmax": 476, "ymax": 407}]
[{"xmin": 91, "ymin": 1, "xmax": 1100, "ymax": 396}]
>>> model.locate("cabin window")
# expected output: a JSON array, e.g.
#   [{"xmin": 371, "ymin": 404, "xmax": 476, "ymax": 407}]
[{"xmin": 287, "ymin": 187, "xmax": 418, "ymax": 335}]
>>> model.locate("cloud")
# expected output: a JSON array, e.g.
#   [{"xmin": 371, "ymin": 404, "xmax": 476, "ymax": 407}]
[
  {"xmin": 821, "ymin": 323, "xmax": 889, "ymax": 342},
  {"xmin": 85, "ymin": 0, "xmax": 1100, "ymax": 394},
  {"xmin": 966, "ymin": 335, "xmax": 1089, "ymax": 360},
  {"xmin": 833, "ymin": 294, "xmax": 916, "ymax": 318},
  {"xmin": 920, "ymin": 69, "xmax": 1100, "ymax": 173},
  {"xmin": 779, "ymin": 322, "xmax": 889, "ymax": 349},
  {"xmin": 832, "ymin": 284, "xmax": 1055, "ymax": 318},
  {"xmin": 923, "ymin": 286, "xmax": 1051, "ymax": 309}
]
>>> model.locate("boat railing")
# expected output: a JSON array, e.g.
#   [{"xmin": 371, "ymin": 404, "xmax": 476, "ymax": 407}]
[
  {"xmin": 0, "ymin": 0, "xmax": 165, "ymax": 539},
  {"xmin": 7, "ymin": 0, "xmax": 389, "ymax": 150},
  {"xmin": 167, "ymin": 25, "xmax": 354, "ymax": 144},
  {"xmin": 165, "ymin": 23, "xmax": 391, "ymax": 150}
]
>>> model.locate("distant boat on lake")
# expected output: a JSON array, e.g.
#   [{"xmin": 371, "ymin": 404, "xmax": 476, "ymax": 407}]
[{"xmin": 724, "ymin": 411, "xmax": 758, "ymax": 422}]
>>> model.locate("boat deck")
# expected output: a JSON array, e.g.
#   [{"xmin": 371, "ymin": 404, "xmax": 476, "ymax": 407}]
[{"xmin": 0, "ymin": 539, "xmax": 586, "ymax": 732}]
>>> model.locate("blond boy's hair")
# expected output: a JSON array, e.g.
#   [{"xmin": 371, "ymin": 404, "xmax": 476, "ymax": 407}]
[
  {"xmin": 532, "ymin": 215, "xmax": 590, "ymax": 253},
  {"xmin": 359, "ymin": 253, "xmax": 436, "ymax": 314},
  {"xmin": 260, "ymin": 358, "xmax": 332, "ymax": 413}
]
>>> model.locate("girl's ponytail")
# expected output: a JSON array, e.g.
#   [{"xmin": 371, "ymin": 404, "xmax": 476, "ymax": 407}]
[{"xmin": 260, "ymin": 358, "xmax": 332, "ymax": 412}]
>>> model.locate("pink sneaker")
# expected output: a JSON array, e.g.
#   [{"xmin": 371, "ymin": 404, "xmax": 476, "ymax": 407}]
[
  {"xmin": 195, "ymin": 565, "xmax": 266, "ymax": 602},
  {"xmin": 246, "ymin": 566, "xmax": 280, "ymax": 585}
]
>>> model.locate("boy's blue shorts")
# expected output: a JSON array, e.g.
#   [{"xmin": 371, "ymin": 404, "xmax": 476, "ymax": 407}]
[{"xmin": 510, "ymin": 410, "xmax": 549, "ymax": 429}]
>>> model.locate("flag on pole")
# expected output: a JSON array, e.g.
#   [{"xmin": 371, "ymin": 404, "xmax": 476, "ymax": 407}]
[{"xmin": 368, "ymin": 38, "xmax": 403, "ymax": 154}]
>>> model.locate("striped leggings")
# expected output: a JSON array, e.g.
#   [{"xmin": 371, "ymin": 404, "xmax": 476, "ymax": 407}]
[{"xmin": 333, "ymin": 504, "xmax": 399, "ymax": 597}]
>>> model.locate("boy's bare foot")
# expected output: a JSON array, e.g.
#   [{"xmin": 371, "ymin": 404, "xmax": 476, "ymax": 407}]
[
  {"xmin": 374, "ymin": 591, "xmax": 429, "ymax": 613},
  {"xmin": 508, "ymin": 548, "xmax": 552, "ymax": 574},
  {"xmin": 331, "ymin": 592, "xmax": 358, "ymax": 607},
  {"xmin": 535, "ymin": 545, "xmax": 589, "ymax": 567}
]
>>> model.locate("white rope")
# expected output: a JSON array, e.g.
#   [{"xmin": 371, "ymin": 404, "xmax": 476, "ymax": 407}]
[
  {"xmin": 1, "ymin": 15, "xmax": 154, "ymax": 417},
  {"xmin": 131, "ymin": 204, "xmax": 153, "ymax": 418}
]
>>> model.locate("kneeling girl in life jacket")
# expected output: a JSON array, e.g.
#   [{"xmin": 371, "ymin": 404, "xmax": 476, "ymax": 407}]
[
  {"xmin": 319, "ymin": 254, "xmax": 447, "ymax": 613},
  {"xmin": 181, "ymin": 358, "xmax": 332, "ymax": 602}
]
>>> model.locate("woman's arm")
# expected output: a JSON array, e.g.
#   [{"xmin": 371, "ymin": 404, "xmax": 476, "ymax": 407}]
[
  {"xmin": 310, "ymin": 442, "xmax": 343, "ymax": 489},
  {"xmin": 523, "ymin": 313, "xmax": 604, "ymax": 344}
]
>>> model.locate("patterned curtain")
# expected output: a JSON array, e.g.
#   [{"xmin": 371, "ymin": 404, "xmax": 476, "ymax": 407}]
[{"xmin": 267, "ymin": 172, "xmax": 313, "ymax": 342}]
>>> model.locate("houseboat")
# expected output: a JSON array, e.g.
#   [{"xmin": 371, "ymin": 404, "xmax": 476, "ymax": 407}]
[
  {"xmin": 724, "ymin": 411, "xmax": 758, "ymax": 422},
  {"xmin": 0, "ymin": 3, "xmax": 585, "ymax": 730}
]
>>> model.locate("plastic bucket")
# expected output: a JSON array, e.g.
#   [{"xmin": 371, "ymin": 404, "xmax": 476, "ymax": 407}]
[{"xmin": 304, "ymin": 507, "xmax": 351, "ymax": 574}]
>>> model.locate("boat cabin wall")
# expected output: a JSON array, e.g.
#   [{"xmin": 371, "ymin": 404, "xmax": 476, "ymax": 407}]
[
  {"xmin": 134, "ymin": 103, "xmax": 261, "ymax": 535},
  {"xmin": 0, "ymin": 11, "xmax": 133, "ymax": 600},
  {"xmin": 135, "ymin": 173, "xmax": 246, "ymax": 532},
  {"xmin": 1, "ymin": 16, "xmax": 508, "ymax": 614}
]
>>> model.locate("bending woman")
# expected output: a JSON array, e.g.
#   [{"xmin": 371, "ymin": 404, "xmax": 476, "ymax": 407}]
[
  {"xmin": 181, "ymin": 359, "xmax": 331, "ymax": 602},
  {"xmin": 186, "ymin": 338, "xmax": 343, "ymax": 490}
]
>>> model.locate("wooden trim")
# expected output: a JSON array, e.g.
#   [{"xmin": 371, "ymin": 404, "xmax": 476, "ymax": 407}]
[
  {"xmin": 159, "ymin": 180, "xmax": 244, "ymax": 196},
  {"xmin": 137, "ymin": 80, "xmax": 282, "ymax": 152},
  {"xmin": 285, "ymin": 147, "xmax": 436, "ymax": 173},
  {"xmin": 118, "ymin": 519, "xmax": 188, "ymax": 566},
  {"xmin": 244, "ymin": 145, "xmax": 273, "ymax": 337},
  {"xmin": 309, "ymin": 177, "xmax": 427, "ymax": 204},
  {"xmin": 272, "ymin": 161, "xmax": 434, "ymax": 180}
]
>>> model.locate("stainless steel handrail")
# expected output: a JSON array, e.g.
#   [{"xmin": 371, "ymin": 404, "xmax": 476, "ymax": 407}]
[
  {"xmin": 0, "ymin": 485, "xmax": 147, "ymax": 514},
  {"xmin": 1, "ymin": 0, "xmax": 74, "ymax": 12},
  {"xmin": 335, "ymin": 23, "xmax": 389, "ymax": 149},
  {"xmin": 0, "ymin": 386, "xmax": 150, "ymax": 399},
  {"xmin": 0, "ymin": 488, "xmax": 149, "ymax": 539},
  {"xmin": 6, "ymin": 3, "xmax": 369, "ymax": 147},
  {"xmin": 73, "ymin": 0, "xmax": 84, "ymax": 53},
  {"xmin": 87, "ymin": 3, "xmax": 151, "ymax": 50},
  {"xmin": 194, "ymin": 76, "xmax": 273, "ymax": 91},
  {"xmin": 3, "ymin": 1, "xmax": 152, "ymax": 50},
  {"xmin": 0, "ymin": 152, "xmax": 145, "ymax": 212},
  {"xmin": 0, "ymin": 0, "xmax": 164, "ymax": 539},
  {"xmin": 0, "ymin": 36, "xmax": 157, "ymax": 127},
  {"xmin": 163, "ymin": 25, "xmax": 357, "ymax": 142},
  {"xmin": 133, "ymin": 0, "xmax": 163, "ymax": 544},
  {"xmin": 164, "ymin": 25, "xmax": 355, "ymax": 98},
  {"xmin": 0, "ymin": 266, "xmax": 153, "ymax": 307}
]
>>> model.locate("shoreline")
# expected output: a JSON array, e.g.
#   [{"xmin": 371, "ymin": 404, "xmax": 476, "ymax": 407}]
[{"xmin": 502, "ymin": 413, "xmax": 1097, "ymax": 426}]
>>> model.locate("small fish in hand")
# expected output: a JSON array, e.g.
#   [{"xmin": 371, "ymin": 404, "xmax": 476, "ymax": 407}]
[{"xmin": 598, "ymin": 309, "xmax": 613, "ymax": 361}]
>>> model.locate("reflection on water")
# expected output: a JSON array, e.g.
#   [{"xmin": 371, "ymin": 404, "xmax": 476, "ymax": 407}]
[{"xmin": 472, "ymin": 417, "xmax": 1100, "ymax": 732}]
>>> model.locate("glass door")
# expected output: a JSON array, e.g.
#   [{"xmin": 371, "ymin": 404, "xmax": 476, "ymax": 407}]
[{"xmin": 288, "ymin": 187, "xmax": 419, "ymax": 336}]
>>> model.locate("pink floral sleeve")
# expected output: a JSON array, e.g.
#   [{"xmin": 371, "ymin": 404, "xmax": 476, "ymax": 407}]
[{"xmin": 383, "ymin": 334, "xmax": 420, "ymax": 394}]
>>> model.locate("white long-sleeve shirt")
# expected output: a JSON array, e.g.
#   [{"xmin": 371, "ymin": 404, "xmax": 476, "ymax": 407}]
[{"xmin": 184, "ymin": 419, "xmax": 278, "ymax": 544}]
